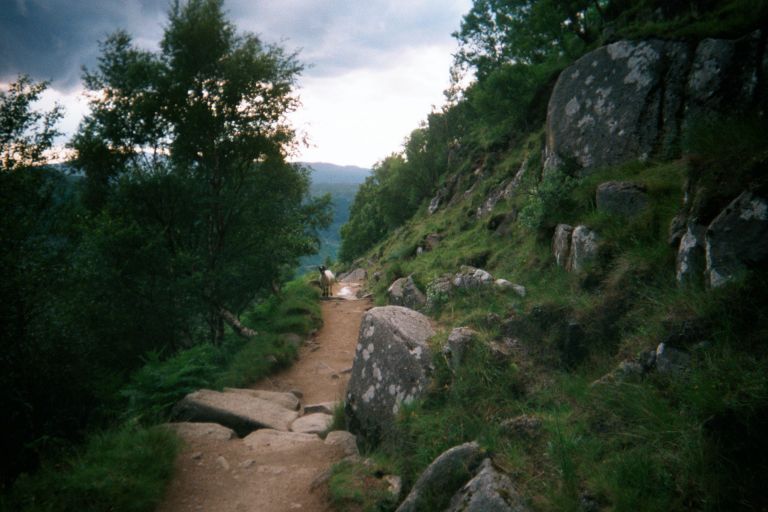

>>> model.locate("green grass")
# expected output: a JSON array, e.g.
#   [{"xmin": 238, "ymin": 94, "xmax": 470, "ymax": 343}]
[
  {"xmin": 328, "ymin": 458, "xmax": 399, "ymax": 512},
  {"xmin": 3, "ymin": 425, "xmax": 180, "ymax": 512}
]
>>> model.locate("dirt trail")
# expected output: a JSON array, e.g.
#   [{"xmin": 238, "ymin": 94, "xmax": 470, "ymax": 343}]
[{"xmin": 157, "ymin": 282, "xmax": 370, "ymax": 512}]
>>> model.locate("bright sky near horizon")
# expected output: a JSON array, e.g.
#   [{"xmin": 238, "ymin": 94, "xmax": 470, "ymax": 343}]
[{"xmin": 1, "ymin": 0, "xmax": 472, "ymax": 168}]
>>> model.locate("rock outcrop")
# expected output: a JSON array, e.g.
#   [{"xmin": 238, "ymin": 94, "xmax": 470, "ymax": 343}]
[
  {"xmin": 676, "ymin": 224, "xmax": 706, "ymax": 285},
  {"xmin": 172, "ymin": 389, "xmax": 300, "ymax": 437},
  {"xmin": 222, "ymin": 387, "xmax": 300, "ymax": 411},
  {"xmin": 705, "ymin": 191, "xmax": 768, "ymax": 288},
  {"xmin": 242, "ymin": 429, "xmax": 321, "ymax": 451},
  {"xmin": 545, "ymin": 31, "xmax": 767, "ymax": 173},
  {"xmin": 345, "ymin": 306, "xmax": 435, "ymax": 441},
  {"xmin": 552, "ymin": 224, "xmax": 574, "ymax": 268},
  {"xmin": 445, "ymin": 458, "xmax": 528, "ymax": 512},
  {"xmin": 596, "ymin": 181, "xmax": 648, "ymax": 217},
  {"xmin": 568, "ymin": 226, "xmax": 600, "ymax": 272},
  {"xmin": 453, "ymin": 266, "xmax": 494, "ymax": 288},
  {"xmin": 388, "ymin": 275, "xmax": 427, "ymax": 309},
  {"xmin": 395, "ymin": 442, "xmax": 485, "ymax": 512},
  {"xmin": 443, "ymin": 327, "xmax": 478, "ymax": 369},
  {"xmin": 290, "ymin": 412, "xmax": 333, "ymax": 434}
]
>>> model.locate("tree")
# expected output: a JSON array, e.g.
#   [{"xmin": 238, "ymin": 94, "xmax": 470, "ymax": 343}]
[
  {"xmin": 72, "ymin": 0, "xmax": 330, "ymax": 344},
  {"xmin": 454, "ymin": 0, "xmax": 606, "ymax": 78},
  {"xmin": 0, "ymin": 75, "xmax": 62, "ymax": 172}
]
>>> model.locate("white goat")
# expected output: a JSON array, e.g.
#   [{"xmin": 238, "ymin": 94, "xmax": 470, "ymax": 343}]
[{"xmin": 318, "ymin": 265, "xmax": 335, "ymax": 298}]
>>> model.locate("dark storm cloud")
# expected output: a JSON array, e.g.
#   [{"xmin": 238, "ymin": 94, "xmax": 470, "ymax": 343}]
[
  {"xmin": 1, "ymin": 0, "xmax": 469, "ymax": 89},
  {"xmin": 0, "ymin": 0, "xmax": 168, "ymax": 90}
]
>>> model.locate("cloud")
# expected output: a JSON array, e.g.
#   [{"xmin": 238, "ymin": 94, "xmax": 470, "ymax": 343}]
[{"xmin": 1, "ymin": 0, "xmax": 472, "ymax": 165}]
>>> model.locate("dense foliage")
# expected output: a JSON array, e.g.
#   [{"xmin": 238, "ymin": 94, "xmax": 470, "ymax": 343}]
[{"xmin": 0, "ymin": 0, "xmax": 329, "ymax": 493}]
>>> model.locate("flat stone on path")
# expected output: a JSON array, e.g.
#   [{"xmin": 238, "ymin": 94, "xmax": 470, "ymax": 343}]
[
  {"xmin": 304, "ymin": 401, "xmax": 338, "ymax": 415},
  {"xmin": 291, "ymin": 413, "xmax": 333, "ymax": 434},
  {"xmin": 223, "ymin": 387, "xmax": 300, "ymax": 410},
  {"xmin": 172, "ymin": 389, "xmax": 299, "ymax": 437},
  {"xmin": 163, "ymin": 422, "xmax": 236, "ymax": 441},
  {"xmin": 243, "ymin": 429, "xmax": 322, "ymax": 451}
]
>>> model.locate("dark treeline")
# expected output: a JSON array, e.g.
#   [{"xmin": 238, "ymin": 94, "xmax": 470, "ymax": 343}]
[
  {"xmin": 339, "ymin": 0, "xmax": 767, "ymax": 262},
  {"xmin": 0, "ymin": 0, "xmax": 330, "ymax": 486}
]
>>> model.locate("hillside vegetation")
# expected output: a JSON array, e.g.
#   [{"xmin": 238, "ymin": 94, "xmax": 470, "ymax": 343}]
[{"xmin": 335, "ymin": 1, "xmax": 768, "ymax": 510}]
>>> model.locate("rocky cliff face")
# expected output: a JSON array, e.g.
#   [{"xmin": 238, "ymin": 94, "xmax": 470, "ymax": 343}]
[{"xmin": 545, "ymin": 30, "xmax": 767, "ymax": 173}]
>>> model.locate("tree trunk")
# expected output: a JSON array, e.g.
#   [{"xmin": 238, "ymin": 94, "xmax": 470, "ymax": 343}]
[{"xmin": 219, "ymin": 308, "xmax": 257, "ymax": 338}]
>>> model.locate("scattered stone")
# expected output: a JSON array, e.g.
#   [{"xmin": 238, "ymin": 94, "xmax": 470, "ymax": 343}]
[
  {"xmin": 304, "ymin": 402, "xmax": 336, "ymax": 415},
  {"xmin": 384, "ymin": 475, "xmax": 403, "ymax": 501},
  {"xmin": 346, "ymin": 306, "xmax": 435, "ymax": 441},
  {"xmin": 191, "ymin": 451, "xmax": 203, "ymax": 460},
  {"xmin": 164, "ymin": 422, "xmax": 236, "ymax": 441},
  {"xmin": 290, "ymin": 389, "xmax": 304, "ymax": 399},
  {"xmin": 239, "ymin": 459, "xmax": 256, "ymax": 468},
  {"xmin": 340, "ymin": 367, "xmax": 353, "ymax": 375},
  {"xmin": 324, "ymin": 431, "xmax": 359, "ymax": 456},
  {"xmin": 488, "ymin": 337, "xmax": 520, "ymax": 360},
  {"xmin": 567, "ymin": 226, "xmax": 600, "ymax": 273},
  {"xmin": 655, "ymin": 343, "xmax": 691, "ymax": 374},
  {"xmin": 423, "ymin": 233, "xmax": 442, "ymax": 251},
  {"xmin": 216, "ymin": 456, "xmax": 230, "ymax": 471},
  {"xmin": 596, "ymin": 181, "xmax": 648, "ymax": 217},
  {"xmin": 500, "ymin": 415, "xmax": 543, "ymax": 439},
  {"xmin": 243, "ymin": 429, "xmax": 321, "ymax": 451},
  {"xmin": 172, "ymin": 389, "xmax": 300, "ymax": 436},
  {"xmin": 676, "ymin": 224, "xmax": 707, "ymax": 285},
  {"xmin": 387, "ymin": 275, "xmax": 427, "ymax": 309},
  {"xmin": 443, "ymin": 327, "xmax": 478, "ymax": 369},
  {"xmin": 453, "ymin": 266, "xmax": 494, "ymax": 289},
  {"xmin": 223, "ymin": 388, "xmax": 301, "ymax": 411},
  {"xmin": 615, "ymin": 360, "xmax": 644, "ymax": 380},
  {"xmin": 291, "ymin": 413, "xmax": 333, "ymax": 435},
  {"xmin": 705, "ymin": 191, "xmax": 768, "ymax": 288},
  {"xmin": 395, "ymin": 442, "xmax": 485, "ymax": 512},
  {"xmin": 445, "ymin": 458, "xmax": 527, "ymax": 512},
  {"xmin": 426, "ymin": 275, "xmax": 454, "ymax": 309},
  {"xmin": 552, "ymin": 224, "xmax": 574, "ymax": 268}
]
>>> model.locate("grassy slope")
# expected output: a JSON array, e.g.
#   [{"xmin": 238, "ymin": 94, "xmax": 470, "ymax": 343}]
[{"xmin": 336, "ymin": 132, "xmax": 768, "ymax": 510}]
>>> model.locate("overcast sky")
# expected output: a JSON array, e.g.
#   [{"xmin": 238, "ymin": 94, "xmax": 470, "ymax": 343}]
[{"xmin": 0, "ymin": 0, "xmax": 472, "ymax": 168}]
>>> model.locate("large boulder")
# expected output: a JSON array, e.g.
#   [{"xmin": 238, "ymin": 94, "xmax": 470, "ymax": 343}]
[
  {"xmin": 387, "ymin": 275, "xmax": 427, "ymax": 309},
  {"xmin": 172, "ymin": 389, "xmax": 299, "ymax": 437},
  {"xmin": 346, "ymin": 306, "xmax": 435, "ymax": 441},
  {"xmin": 395, "ymin": 442, "xmax": 485, "ymax": 512},
  {"xmin": 596, "ymin": 181, "xmax": 648, "ymax": 217},
  {"xmin": 552, "ymin": 224, "xmax": 573, "ymax": 268},
  {"xmin": 567, "ymin": 226, "xmax": 600, "ymax": 272},
  {"xmin": 705, "ymin": 191, "xmax": 768, "ymax": 287},
  {"xmin": 676, "ymin": 224, "xmax": 706, "ymax": 285},
  {"xmin": 445, "ymin": 459, "xmax": 528, "ymax": 512},
  {"xmin": 545, "ymin": 32, "xmax": 767, "ymax": 173}
]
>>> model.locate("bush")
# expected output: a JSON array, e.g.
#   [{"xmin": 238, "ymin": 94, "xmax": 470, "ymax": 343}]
[{"xmin": 5, "ymin": 425, "xmax": 179, "ymax": 512}]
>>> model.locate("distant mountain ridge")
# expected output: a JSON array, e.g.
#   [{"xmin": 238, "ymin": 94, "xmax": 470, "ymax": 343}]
[{"xmin": 301, "ymin": 162, "xmax": 371, "ymax": 184}]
